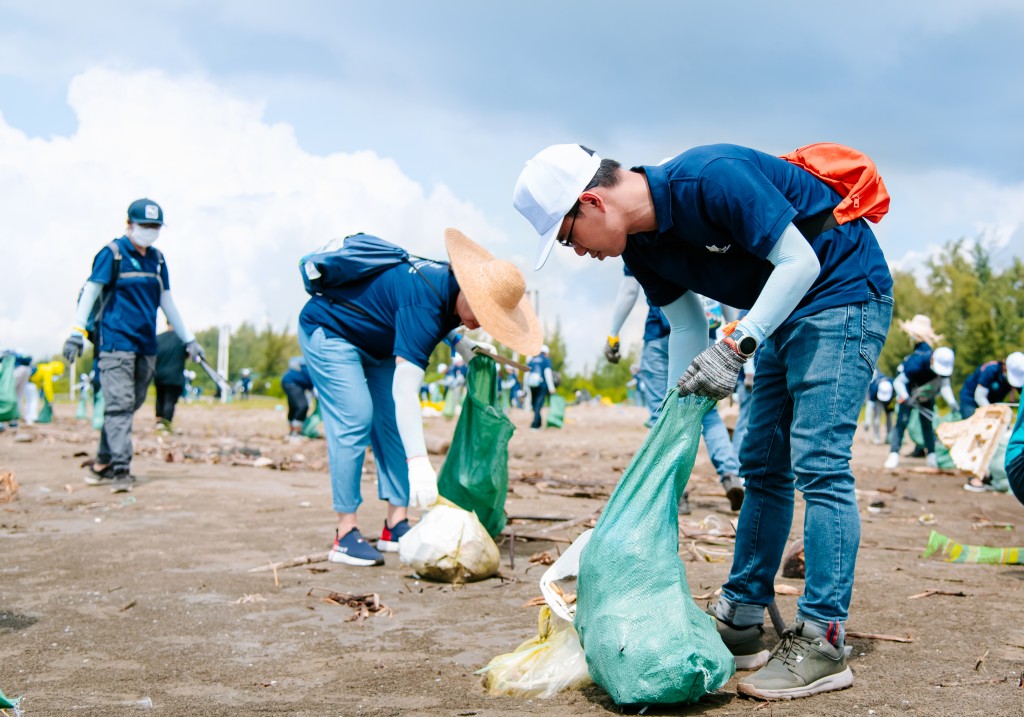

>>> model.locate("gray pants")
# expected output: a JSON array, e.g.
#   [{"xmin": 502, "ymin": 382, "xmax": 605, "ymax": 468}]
[{"xmin": 97, "ymin": 351, "xmax": 155, "ymax": 472}]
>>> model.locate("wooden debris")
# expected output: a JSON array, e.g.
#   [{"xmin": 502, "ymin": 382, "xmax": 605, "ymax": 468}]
[
  {"xmin": 781, "ymin": 538, "xmax": 805, "ymax": 579},
  {"xmin": 500, "ymin": 509, "xmax": 601, "ymax": 543},
  {"xmin": 307, "ymin": 588, "xmax": 393, "ymax": 621},
  {"xmin": 936, "ymin": 405, "xmax": 1013, "ymax": 479},
  {"xmin": 233, "ymin": 594, "xmax": 267, "ymax": 604},
  {"xmin": 528, "ymin": 551, "xmax": 556, "ymax": 566},
  {"xmin": 846, "ymin": 630, "xmax": 913, "ymax": 643},
  {"xmin": 774, "ymin": 583, "xmax": 801, "ymax": 596},
  {"xmin": 0, "ymin": 472, "xmax": 18, "ymax": 505},
  {"xmin": 248, "ymin": 551, "xmax": 329, "ymax": 572},
  {"xmin": 523, "ymin": 596, "xmax": 547, "ymax": 608},
  {"xmin": 935, "ymin": 676, "xmax": 1008, "ymax": 688},
  {"xmin": 119, "ymin": 600, "xmax": 137, "ymax": 612},
  {"xmin": 971, "ymin": 520, "xmax": 1015, "ymax": 531},
  {"xmin": 974, "ymin": 648, "xmax": 989, "ymax": 671},
  {"xmin": 908, "ymin": 589, "xmax": 969, "ymax": 600}
]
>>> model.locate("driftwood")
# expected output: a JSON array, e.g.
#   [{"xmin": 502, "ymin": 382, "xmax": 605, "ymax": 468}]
[
  {"xmin": 249, "ymin": 551, "xmax": 329, "ymax": 572},
  {"xmin": 0, "ymin": 471, "xmax": 18, "ymax": 505},
  {"xmin": 936, "ymin": 405, "xmax": 1013, "ymax": 479},
  {"xmin": 846, "ymin": 630, "xmax": 913, "ymax": 643},
  {"xmin": 307, "ymin": 588, "xmax": 393, "ymax": 621},
  {"xmin": 908, "ymin": 589, "xmax": 969, "ymax": 600},
  {"xmin": 501, "ymin": 509, "xmax": 602, "ymax": 543}
]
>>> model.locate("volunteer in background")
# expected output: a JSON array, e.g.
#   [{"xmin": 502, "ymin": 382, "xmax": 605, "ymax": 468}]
[
  {"xmin": 883, "ymin": 315, "xmax": 958, "ymax": 470},
  {"xmin": 526, "ymin": 345, "xmax": 557, "ymax": 429},
  {"xmin": 958, "ymin": 352, "xmax": 1024, "ymax": 419},
  {"xmin": 863, "ymin": 371, "xmax": 896, "ymax": 445},
  {"xmin": 154, "ymin": 323, "xmax": 187, "ymax": 430},
  {"xmin": 514, "ymin": 142, "xmax": 892, "ymax": 700},
  {"xmin": 239, "ymin": 368, "xmax": 253, "ymax": 400},
  {"xmin": 62, "ymin": 198, "xmax": 204, "ymax": 493},
  {"xmin": 297, "ymin": 229, "xmax": 541, "ymax": 567},
  {"xmin": 605, "ymin": 268, "xmax": 744, "ymax": 511},
  {"xmin": 281, "ymin": 357, "xmax": 314, "ymax": 437}
]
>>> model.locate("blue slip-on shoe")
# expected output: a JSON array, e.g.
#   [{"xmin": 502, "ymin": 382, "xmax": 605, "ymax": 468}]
[
  {"xmin": 377, "ymin": 519, "xmax": 411, "ymax": 553},
  {"xmin": 330, "ymin": 528, "xmax": 385, "ymax": 567}
]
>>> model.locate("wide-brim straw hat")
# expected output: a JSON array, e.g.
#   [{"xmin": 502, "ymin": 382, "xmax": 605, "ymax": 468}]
[
  {"xmin": 898, "ymin": 314, "xmax": 943, "ymax": 346},
  {"xmin": 445, "ymin": 228, "xmax": 543, "ymax": 356}
]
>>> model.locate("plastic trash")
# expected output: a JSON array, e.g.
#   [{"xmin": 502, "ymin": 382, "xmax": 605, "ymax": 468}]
[
  {"xmin": 398, "ymin": 498, "xmax": 500, "ymax": 583},
  {"xmin": 574, "ymin": 389, "xmax": 734, "ymax": 705},
  {"xmin": 539, "ymin": 529, "xmax": 592, "ymax": 622},
  {"xmin": 477, "ymin": 606, "xmax": 592, "ymax": 698},
  {"xmin": 922, "ymin": 529, "xmax": 1023, "ymax": 565}
]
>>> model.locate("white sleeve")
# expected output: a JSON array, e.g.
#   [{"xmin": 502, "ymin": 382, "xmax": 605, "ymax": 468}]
[
  {"xmin": 544, "ymin": 367, "xmax": 556, "ymax": 393},
  {"xmin": 974, "ymin": 384, "xmax": 990, "ymax": 407},
  {"xmin": 864, "ymin": 400, "xmax": 876, "ymax": 426},
  {"xmin": 737, "ymin": 223, "xmax": 821, "ymax": 344},
  {"xmin": 393, "ymin": 361, "xmax": 427, "ymax": 459},
  {"xmin": 609, "ymin": 275, "xmax": 641, "ymax": 336},
  {"xmin": 73, "ymin": 281, "xmax": 104, "ymax": 336},
  {"xmin": 894, "ymin": 373, "xmax": 910, "ymax": 402},
  {"xmin": 661, "ymin": 291, "xmax": 709, "ymax": 390},
  {"xmin": 940, "ymin": 381, "xmax": 958, "ymax": 409},
  {"xmin": 160, "ymin": 291, "xmax": 196, "ymax": 343}
]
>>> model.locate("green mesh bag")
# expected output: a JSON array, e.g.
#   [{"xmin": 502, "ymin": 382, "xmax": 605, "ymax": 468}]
[
  {"xmin": 91, "ymin": 390, "xmax": 105, "ymax": 430},
  {"xmin": 0, "ymin": 355, "xmax": 18, "ymax": 422},
  {"xmin": 574, "ymin": 389, "xmax": 735, "ymax": 704},
  {"xmin": 908, "ymin": 407, "xmax": 956, "ymax": 469},
  {"xmin": 546, "ymin": 394, "xmax": 566, "ymax": 428},
  {"xmin": 437, "ymin": 354, "xmax": 515, "ymax": 537},
  {"xmin": 300, "ymin": 399, "xmax": 323, "ymax": 438}
]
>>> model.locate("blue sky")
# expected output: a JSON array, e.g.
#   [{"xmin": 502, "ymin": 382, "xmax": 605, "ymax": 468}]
[{"xmin": 2, "ymin": 1, "xmax": 1023, "ymax": 369}]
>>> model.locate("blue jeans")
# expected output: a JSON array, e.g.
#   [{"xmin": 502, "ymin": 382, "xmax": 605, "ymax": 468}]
[
  {"xmin": 648, "ymin": 333, "xmax": 739, "ymax": 478},
  {"xmin": 299, "ymin": 327, "xmax": 409, "ymax": 513},
  {"xmin": 530, "ymin": 384, "xmax": 548, "ymax": 428},
  {"xmin": 716, "ymin": 293, "xmax": 893, "ymax": 643},
  {"xmin": 890, "ymin": 400, "xmax": 935, "ymax": 454},
  {"xmin": 733, "ymin": 380, "xmax": 752, "ymax": 457}
]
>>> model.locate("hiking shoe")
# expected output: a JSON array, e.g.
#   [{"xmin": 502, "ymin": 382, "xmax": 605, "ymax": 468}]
[
  {"xmin": 678, "ymin": 490, "xmax": 692, "ymax": 515},
  {"xmin": 909, "ymin": 446, "xmax": 927, "ymax": 458},
  {"xmin": 925, "ymin": 452, "xmax": 938, "ymax": 469},
  {"xmin": 737, "ymin": 622, "xmax": 852, "ymax": 700},
  {"xmin": 722, "ymin": 474, "xmax": 745, "ymax": 511},
  {"xmin": 329, "ymin": 528, "xmax": 384, "ymax": 566},
  {"xmin": 710, "ymin": 612, "xmax": 770, "ymax": 670},
  {"xmin": 883, "ymin": 452, "xmax": 899, "ymax": 470},
  {"xmin": 84, "ymin": 464, "xmax": 115, "ymax": 485},
  {"xmin": 964, "ymin": 476, "xmax": 994, "ymax": 493},
  {"xmin": 377, "ymin": 519, "xmax": 411, "ymax": 553},
  {"xmin": 110, "ymin": 471, "xmax": 135, "ymax": 494}
]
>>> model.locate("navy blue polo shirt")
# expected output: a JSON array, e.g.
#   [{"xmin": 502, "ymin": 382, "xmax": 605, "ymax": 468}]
[
  {"xmin": 299, "ymin": 259, "xmax": 461, "ymax": 370},
  {"xmin": 901, "ymin": 343, "xmax": 937, "ymax": 388},
  {"xmin": 622, "ymin": 265, "xmax": 670, "ymax": 341},
  {"xmin": 88, "ymin": 235, "xmax": 169, "ymax": 355},
  {"xmin": 622, "ymin": 144, "xmax": 893, "ymax": 327},
  {"xmin": 281, "ymin": 365, "xmax": 313, "ymax": 391},
  {"xmin": 962, "ymin": 361, "xmax": 1013, "ymax": 403}
]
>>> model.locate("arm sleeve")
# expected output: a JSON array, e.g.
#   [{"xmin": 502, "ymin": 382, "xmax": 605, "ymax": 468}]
[
  {"xmin": 661, "ymin": 291, "xmax": 710, "ymax": 389},
  {"xmin": 609, "ymin": 275, "xmax": 641, "ymax": 336},
  {"xmin": 941, "ymin": 381, "xmax": 958, "ymax": 409},
  {"xmin": 974, "ymin": 384, "xmax": 990, "ymax": 406},
  {"xmin": 73, "ymin": 281, "xmax": 104, "ymax": 335},
  {"xmin": 393, "ymin": 360, "xmax": 427, "ymax": 459},
  {"xmin": 736, "ymin": 223, "xmax": 821, "ymax": 344},
  {"xmin": 864, "ymin": 400, "xmax": 876, "ymax": 426},
  {"xmin": 894, "ymin": 373, "xmax": 910, "ymax": 402},
  {"xmin": 544, "ymin": 367, "xmax": 556, "ymax": 393},
  {"xmin": 160, "ymin": 291, "xmax": 196, "ymax": 343}
]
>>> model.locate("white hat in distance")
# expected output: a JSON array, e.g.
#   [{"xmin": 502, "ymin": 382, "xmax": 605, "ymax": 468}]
[
  {"xmin": 541, "ymin": 344, "xmax": 550, "ymax": 354},
  {"xmin": 513, "ymin": 144, "xmax": 602, "ymax": 271},
  {"xmin": 1006, "ymin": 351, "xmax": 1024, "ymax": 388},
  {"xmin": 876, "ymin": 379, "xmax": 894, "ymax": 403},
  {"xmin": 931, "ymin": 346, "xmax": 955, "ymax": 377}
]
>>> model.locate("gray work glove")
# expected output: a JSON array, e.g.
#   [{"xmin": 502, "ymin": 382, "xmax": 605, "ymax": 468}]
[
  {"xmin": 677, "ymin": 341, "xmax": 747, "ymax": 401},
  {"xmin": 63, "ymin": 334, "xmax": 84, "ymax": 364},
  {"xmin": 603, "ymin": 336, "xmax": 621, "ymax": 364},
  {"xmin": 185, "ymin": 340, "xmax": 205, "ymax": 362}
]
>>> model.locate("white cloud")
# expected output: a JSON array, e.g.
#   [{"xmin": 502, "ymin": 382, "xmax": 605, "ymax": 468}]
[{"xmin": 0, "ymin": 68, "xmax": 507, "ymax": 360}]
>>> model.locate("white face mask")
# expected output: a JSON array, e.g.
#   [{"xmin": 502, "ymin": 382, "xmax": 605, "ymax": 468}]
[{"xmin": 130, "ymin": 224, "xmax": 160, "ymax": 247}]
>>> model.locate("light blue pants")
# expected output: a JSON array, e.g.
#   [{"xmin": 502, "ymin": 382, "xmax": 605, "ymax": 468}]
[
  {"xmin": 299, "ymin": 327, "xmax": 409, "ymax": 513},
  {"xmin": 716, "ymin": 293, "xmax": 893, "ymax": 644}
]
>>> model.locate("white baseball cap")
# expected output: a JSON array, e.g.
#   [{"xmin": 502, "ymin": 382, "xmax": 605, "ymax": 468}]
[
  {"xmin": 1006, "ymin": 351, "xmax": 1024, "ymax": 388},
  {"xmin": 931, "ymin": 346, "xmax": 955, "ymax": 377},
  {"xmin": 513, "ymin": 144, "xmax": 602, "ymax": 270},
  {"xmin": 541, "ymin": 344, "xmax": 550, "ymax": 354},
  {"xmin": 876, "ymin": 379, "xmax": 894, "ymax": 403}
]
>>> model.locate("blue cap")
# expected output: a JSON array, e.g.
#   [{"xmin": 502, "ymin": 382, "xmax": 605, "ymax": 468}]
[{"xmin": 127, "ymin": 198, "xmax": 164, "ymax": 226}]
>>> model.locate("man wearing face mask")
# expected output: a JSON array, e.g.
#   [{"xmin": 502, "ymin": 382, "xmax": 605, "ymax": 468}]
[{"xmin": 63, "ymin": 198, "xmax": 204, "ymax": 493}]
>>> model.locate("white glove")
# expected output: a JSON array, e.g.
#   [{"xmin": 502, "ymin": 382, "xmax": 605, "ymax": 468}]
[
  {"xmin": 407, "ymin": 456, "xmax": 439, "ymax": 509},
  {"xmin": 454, "ymin": 335, "xmax": 496, "ymax": 363}
]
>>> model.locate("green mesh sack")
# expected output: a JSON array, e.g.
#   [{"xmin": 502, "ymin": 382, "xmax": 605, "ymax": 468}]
[
  {"xmin": 301, "ymin": 399, "xmax": 323, "ymax": 438},
  {"xmin": 0, "ymin": 355, "xmax": 18, "ymax": 422},
  {"xmin": 437, "ymin": 354, "xmax": 515, "ymax": 537},
  {"xmin": 442, "ymin": 387, "xmax": 459, "ymax": 419},
  {"xmin": 546, "ymin": 395, "xmax": 566, "ymax": 428},
  {"xmin": 908, "ymin": 408, "xmax": 956, "ymax": 469},
  {"xmin": 36, "ymin": 395, "xmax": 53, "ymax": 424},
  {"xmin": 92, "ymin": 390, "xmax": 105, "ymax": 430},
  {"xmin": 574, "ymin": 389, "xmax": 735, "ymax": 704}
]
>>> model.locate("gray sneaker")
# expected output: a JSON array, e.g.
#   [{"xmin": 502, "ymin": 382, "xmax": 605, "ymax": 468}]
[
  {"xmin": 721, "ymin": 474, "xmax": 745, "ymax": 511},
  {"xmin": 710, "ymin": 611, "xmax": 770, "ymax": 670},
  {"xmin": 110, "ymin": 472, "xmax": 136, "ymax": 494},
  {"xmin": 737, "ymin": 622, "xmax": 852, "ymax": 700}
]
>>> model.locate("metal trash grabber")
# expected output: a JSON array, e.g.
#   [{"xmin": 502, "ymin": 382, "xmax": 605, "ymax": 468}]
[{"xmin": 196, "ymin": 356, "xmax": 233, "ymax": 396}]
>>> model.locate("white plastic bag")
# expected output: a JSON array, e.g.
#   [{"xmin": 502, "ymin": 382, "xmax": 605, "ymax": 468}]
[
  {"xmin": 477, "ymin": 606, "xmax": 592, "ymax": 698},
  {"xmin": 399, "ymin": 498, "xmax": 499, "ymax": 583},
  {"xmin": 539, "ymin": 529, "xmax": 592, "ymax": 622}
]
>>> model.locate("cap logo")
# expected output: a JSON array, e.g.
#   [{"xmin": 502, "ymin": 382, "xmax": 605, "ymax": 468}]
[{"xmin": 144, "ymin": 204, "xmax": 159, "ymax": 219}]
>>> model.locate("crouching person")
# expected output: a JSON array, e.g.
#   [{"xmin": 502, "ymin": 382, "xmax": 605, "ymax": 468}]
[{"xmin": 297, "ymin": 229, "xmax": 540, "ymax": 566}]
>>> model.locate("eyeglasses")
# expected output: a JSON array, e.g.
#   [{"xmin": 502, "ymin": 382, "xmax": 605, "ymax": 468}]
[{"xmin": 558, "ymin": 205, "xmax": 581, "ymax": 248}]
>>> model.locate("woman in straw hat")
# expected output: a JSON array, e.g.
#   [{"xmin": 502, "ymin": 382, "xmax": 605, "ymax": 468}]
[
  {"xmin": 297, "ymin": 229, "xmax": 541, "ymax": 567},
  {"xmin": 884, "ymin": 315, "xmax": 959, "ymax": 470}
]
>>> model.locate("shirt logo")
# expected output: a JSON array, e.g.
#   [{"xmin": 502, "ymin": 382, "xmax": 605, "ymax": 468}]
[{"xmin": 706, "ymin": 244, "xmax": 731, "ymax": 254}]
